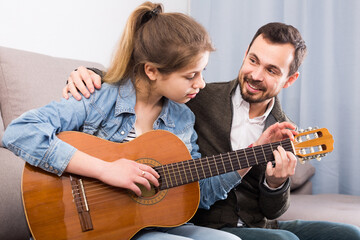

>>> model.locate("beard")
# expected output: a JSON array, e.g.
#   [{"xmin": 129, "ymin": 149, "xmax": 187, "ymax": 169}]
[{"xmin": 239, "ymin": 74, "xmax": 273, "ymax": 104}]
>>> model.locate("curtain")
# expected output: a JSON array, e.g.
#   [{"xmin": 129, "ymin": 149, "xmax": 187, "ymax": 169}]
[{"xmin": 191, "ymin": 0, "xmax": 360, "ymax": 196}]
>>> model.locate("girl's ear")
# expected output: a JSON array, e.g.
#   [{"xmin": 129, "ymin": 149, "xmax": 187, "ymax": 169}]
[{"xmin": 144, "ymin": 63, "xmax": 159, "ymax": 81}]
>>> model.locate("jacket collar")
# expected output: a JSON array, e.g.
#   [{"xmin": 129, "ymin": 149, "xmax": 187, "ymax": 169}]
[{"xmin": 114, "ymin": 79, "xmax": 174, "ymax": 127}]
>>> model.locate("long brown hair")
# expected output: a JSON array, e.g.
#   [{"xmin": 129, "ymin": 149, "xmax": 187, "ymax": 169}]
[{"xmin": 104, "ymin": 1, "xmax": 214, "ymax": 86}]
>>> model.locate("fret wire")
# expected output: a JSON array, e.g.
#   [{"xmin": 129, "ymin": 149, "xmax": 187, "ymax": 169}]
[
  {"xmin": 176, "ymin": 162, "xmax": 183, "ymax": 186},
  {"xmin": 181, "ymin": 161, "xmax": 189, "ymax": 184},
  {"xmin": 205, "ymin": 156, "xmax": 212, "ymax": 178},
  {"xmin": 165, "ymin": 164, "xmax": 173, "ymax": 188},
  {"xmin": 235, "ymin": 150, "xmax": 242, "ymax": 170},
  {"xmin": 193, "ymin": 158, "xmax": 200, "ymax": 182},
  {"xmin": 221, "ymin": 154, "xmax": 230, "ymax": 173},
  {"xmin": 211, "ymin": 156, "xmax": 220, "ymax": 176},
  {"xmin": 220, "ymin": 154, "xmax": 226, "ymax": 173},
  {"xmin": 160, "ymin": 165, "xmax": 170, "ymax": 189},
  {"xmin": 189, "ymin": 159, "xmax": 198, "ymax": 182},
  {"xmin": 252, "ymin": 147, "xmax": 259, "ymax": 164},
  {"xmin": 269, "ymin": 142, "xmax": 275, "ymax": 152},
  {"xmin": 199, "ymin": 157, "xmax": 206, "ymax": 179},
  {"xmin": 261, "ymin": 145, "xmax": 267, "ymax": 162},
  {"xmin": 171, "ymin": 163, "xmax": 178, "ymax": 187},
  {"xmin": 187, "ymin": 159, "xmax": 194, "ymax": 182},
  {"xmin": 158, "ymin": 168, "xmax": 165, "ymax": 190},
  {"xmin": 210, "ymin": 155, "xmax": 223, "ymax": 177},
  {"xmin": 227, "ymin": 152, "xmax": 235, "ymax": 171},
  {"xmin": 244, "ymin": 148, "xmax": 250, "ymax": 167},
  {"xmin": 155, "ymin": 167, "xmax": 163, "ymax": 189}
]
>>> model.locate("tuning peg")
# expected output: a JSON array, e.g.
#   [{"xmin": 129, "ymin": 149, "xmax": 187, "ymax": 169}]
[
  {"xmin": 299, "ymin": 128, "xmax": 304, "ymax": 133},
  {"xmin": 315, "ymin": 155, "xmax": 322, "ymax": 161},
  {"xmin": 306, "ymin": 127, "xmax": 313, "ymax": 131},
  {"xmin": 298, "ymin": 158, "xmax": 305, "ymax": 164}
]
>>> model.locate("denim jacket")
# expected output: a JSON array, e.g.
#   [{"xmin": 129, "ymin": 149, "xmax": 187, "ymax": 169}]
[
  {"xmin": 2, "ymin": 79, "xmax": 200, "ymax": 174},
  {"xmin": 2, "ymin": 79, "xmax": 240, "ymax": 209}
]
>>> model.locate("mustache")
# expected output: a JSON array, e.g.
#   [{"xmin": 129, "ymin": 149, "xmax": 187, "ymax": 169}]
[{"xmin": 243, "ymin": 75, "xmax": 265, "ymax": 90}]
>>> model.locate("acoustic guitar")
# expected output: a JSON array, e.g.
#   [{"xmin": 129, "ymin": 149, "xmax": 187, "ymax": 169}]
[{"xmin": 22, "ymin": 128, "xmax": 333, "ymax": 240}]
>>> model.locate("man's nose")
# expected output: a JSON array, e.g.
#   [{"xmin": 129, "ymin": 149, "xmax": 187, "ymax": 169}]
[{"xmin": 251, "ymin": 67, "xmax": 265, "ymax": 81}]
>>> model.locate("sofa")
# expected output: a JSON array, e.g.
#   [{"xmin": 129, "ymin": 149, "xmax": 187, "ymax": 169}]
[{"xmin": 1, "ymin": 46, "xmax": 359, "ymax": 239}]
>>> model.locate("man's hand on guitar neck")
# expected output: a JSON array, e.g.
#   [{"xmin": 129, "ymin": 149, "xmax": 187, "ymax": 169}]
[{"xmin": 253, "ymin": 122, "xmax": 298, "ymax": 189}]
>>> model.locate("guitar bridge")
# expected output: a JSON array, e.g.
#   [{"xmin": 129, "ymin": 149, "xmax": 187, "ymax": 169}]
[{"xmin": 70, "ymin": 175, "xmax": 94, "ymax": 232}]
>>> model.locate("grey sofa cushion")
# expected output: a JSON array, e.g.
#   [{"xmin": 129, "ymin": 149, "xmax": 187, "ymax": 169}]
[
  {"xmin": 290, "ymin": 162, "xmax": 316, "ymax": 191},
  {"xmin": 0, "ymin": 109, "xmax": 4, "ymax": 147},
  {"xmin": 0, "ymin": 46, "xmax": 104, "ymax": 128},
  {"xmin": 278, "ymin": 194, "xmax": 360, "ymax": 227}
]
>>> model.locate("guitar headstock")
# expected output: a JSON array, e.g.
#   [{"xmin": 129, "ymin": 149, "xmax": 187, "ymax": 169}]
[{"xmin": 293, "ymin": 127, "xmax": 334, "ymax": 164}]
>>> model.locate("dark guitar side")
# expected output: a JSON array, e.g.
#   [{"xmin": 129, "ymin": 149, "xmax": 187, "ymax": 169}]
[{"xmin": 22, "ymin": 130, "xmax": 200, "ymax": 240}]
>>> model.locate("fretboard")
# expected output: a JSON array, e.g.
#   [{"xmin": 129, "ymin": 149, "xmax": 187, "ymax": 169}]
[{"xmin": 154, "ymin": 139, "xmax": 293, "ymax": 190}]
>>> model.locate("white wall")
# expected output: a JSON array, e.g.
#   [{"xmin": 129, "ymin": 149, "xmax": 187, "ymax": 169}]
[{"xmin": 0, "ymin": 0, "xmax": 189, "ymax": 67}]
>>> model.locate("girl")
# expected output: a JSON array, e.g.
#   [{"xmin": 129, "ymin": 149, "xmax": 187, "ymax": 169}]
[{"xmin": 2, "ymin": 1, "xmax": 240, "ymax": 240}]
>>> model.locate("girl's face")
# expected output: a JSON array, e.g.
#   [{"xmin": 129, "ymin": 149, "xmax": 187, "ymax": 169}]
[{"xmin": 153, "ymin": 51, "xmax": 210, "ymax": 104}]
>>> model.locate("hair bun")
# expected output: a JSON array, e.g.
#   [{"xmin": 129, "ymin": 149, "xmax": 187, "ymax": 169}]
[
  {"xmin": 141, "ymin": 6, "xmax": 161, "ymax": 25},
  {"xmin": 150, "ymin": 6, "xmax": 161, "ymax": 16}
]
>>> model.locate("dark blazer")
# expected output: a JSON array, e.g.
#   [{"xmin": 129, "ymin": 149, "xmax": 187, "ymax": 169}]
[{"xmin": 186, "ymin": 79, "xmax": 293, "ymax": 229}]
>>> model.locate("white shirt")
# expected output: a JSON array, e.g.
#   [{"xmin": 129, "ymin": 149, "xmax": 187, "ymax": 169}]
[
  {"xmin": 230, "ymin": 85, "xmax": 275, "ymax": 227},
  {"xmin": 230, "ymin": 85, "xmax": 274, "ymax": 151}
]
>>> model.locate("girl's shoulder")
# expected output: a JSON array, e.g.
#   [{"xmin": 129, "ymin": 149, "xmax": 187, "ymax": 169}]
[{"xmin": 167, "ymin": 100, "xmax": 195, "ymax": 121}]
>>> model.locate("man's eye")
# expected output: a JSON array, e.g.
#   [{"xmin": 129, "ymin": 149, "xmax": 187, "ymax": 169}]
[
  {"xmin": 268, "ymin": 69, "xmax": 278, "ymax": 75},
  {"xmin": 249, "ymin": 58, "xmax": 256, "ymax": 63}
]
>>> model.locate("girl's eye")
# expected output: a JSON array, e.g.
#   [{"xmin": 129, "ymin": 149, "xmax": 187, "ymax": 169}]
[{"xmin": 186, "ymin": 74, "xmax": 196, "ymax": 80}]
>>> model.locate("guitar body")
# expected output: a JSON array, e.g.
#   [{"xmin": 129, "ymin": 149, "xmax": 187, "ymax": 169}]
[{"xmin": 22, "ymin": 130, "xmax": 200, "ymax": 240}]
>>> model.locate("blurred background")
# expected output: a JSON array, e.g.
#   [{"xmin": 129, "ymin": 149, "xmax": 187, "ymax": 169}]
[{"xmin": 1, "ymin": 0, "xmax": 359, "ymax": 196}]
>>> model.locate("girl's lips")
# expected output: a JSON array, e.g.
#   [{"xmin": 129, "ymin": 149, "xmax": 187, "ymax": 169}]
[{"xmin": 187, "ymin": 93, "xmax": 197, "ymax": 99}]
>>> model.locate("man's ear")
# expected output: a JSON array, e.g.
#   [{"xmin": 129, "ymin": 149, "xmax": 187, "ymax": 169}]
[
  {"xmin": 284, "ymin": 72, "xmax": 299, "ymax": 88},
  {"xmin": 144, "ymin": 63, "xmax": 159, "ymax": 81}
]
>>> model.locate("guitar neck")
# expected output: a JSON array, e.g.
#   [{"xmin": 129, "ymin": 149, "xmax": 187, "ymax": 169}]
[{"xmin": 155, "ymin": 139, "xmax": 293, "ymax": 190}]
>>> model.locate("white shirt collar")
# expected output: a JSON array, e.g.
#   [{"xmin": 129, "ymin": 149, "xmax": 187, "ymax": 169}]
[{"xmin": 232, "ymin": 85, "xmax": 274, "ymax": 124}]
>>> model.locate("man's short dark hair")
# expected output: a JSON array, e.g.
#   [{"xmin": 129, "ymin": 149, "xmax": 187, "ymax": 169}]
[{"xmin": 248, "ymin": 22, "xmax": 307, "ymax": 76}]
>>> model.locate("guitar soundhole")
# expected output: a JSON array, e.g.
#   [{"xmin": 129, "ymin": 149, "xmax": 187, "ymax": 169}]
[
  {"xmin": 137, "ymin": 183, "xmax": 159, "ymax": 197},
  {"xmin": 131, "ymin": 184, "xmax": 167, "ymax": 205},
  {"xmin": 130, "ymin": 158, "xmax": 168, "ymax": 205}
]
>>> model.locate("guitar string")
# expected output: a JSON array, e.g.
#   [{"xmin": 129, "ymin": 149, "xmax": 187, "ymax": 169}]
[
  {"xmin": 165, "ymin": 142, "xmax": 317, "ymax": 188},
  {"xmin": 159, "ymin": 141, "xmax": 294, "ymax": 188},
  {"xmin": 161, "ymin": 143, "xmax": 311, "ymax": 189},
  {"xmin": 157, "ymin": 143, "xmax": 285, "ymax": 188},
  {"xmin": 71, "ymin": 141, "xmax": 309, "ymax": 207},
  {"xmin": 72, "ymin": 182, "xmax": 131, "ymax": 208}
]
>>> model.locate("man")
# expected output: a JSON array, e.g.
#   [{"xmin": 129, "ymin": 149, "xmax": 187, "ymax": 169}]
[{"xmin": 63, "ymin": 22, "xmax": 360, "ymax": 240}]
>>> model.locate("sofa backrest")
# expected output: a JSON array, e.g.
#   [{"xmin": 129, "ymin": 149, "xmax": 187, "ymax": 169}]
[{"xmin": 0, "ymin": 46, "xmax": 105, "ymax": 146}]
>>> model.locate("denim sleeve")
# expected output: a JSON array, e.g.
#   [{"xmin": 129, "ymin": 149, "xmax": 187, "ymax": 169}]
[
  {"xmin": 2, "ymin": 97, "xmax": 89, "ymax": 176},
  {"xmin": 189, "ymin": 128, "xmax": 201, "ymax": 160},
  {"xmin": 198, "ymin": 172, "xmax": 242, "ymax": 209}
]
